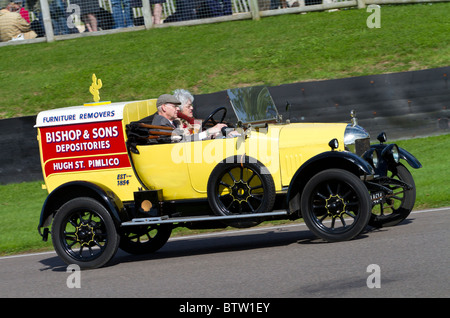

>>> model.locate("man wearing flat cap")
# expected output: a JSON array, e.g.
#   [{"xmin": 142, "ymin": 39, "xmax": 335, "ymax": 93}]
[{"xmin": 152, "ymin": 94, "xmax": 182, "ymax": 129}]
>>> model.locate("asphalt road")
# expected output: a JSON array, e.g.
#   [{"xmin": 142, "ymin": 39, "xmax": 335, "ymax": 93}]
[{"xmin": 1, "ymin": 207, "xmax": 449, "ymax": 299}]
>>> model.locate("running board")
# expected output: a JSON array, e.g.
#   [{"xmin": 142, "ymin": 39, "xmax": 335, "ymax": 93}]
[{"xmin": 121, "ymin": 210, "xmax": 288, "ymax": 227}]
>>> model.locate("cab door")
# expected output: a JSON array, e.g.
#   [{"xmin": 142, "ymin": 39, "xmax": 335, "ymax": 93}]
[{"xmin": 183, "ymin": 138, "xmax": 239, "ymax": 194}]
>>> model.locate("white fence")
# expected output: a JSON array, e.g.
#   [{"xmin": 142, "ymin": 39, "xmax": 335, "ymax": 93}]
[{"xmin": 0, "ymin": 0, "xmax": 448, "ymax": 46}]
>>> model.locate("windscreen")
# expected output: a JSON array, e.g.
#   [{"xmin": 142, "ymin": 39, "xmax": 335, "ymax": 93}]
[{"xmin": 227, "ymin": 86, "xmax": 279, "ymax": 125}]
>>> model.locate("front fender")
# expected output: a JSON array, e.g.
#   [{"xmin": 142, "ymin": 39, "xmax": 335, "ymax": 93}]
[
  {"xmin": 38, "ymin": 181, "xmax": 125, "ymax": 232},
  {"xmin": 398, "ymin": 147, "xmax": 422, "ymax": 169},
  {"xmin": 371, "ymin": 144, "xmax": 422, "ymax": 169},
  {"xmin": 286, "ymin": 151, "xmax": 375, "ymax": 215}
]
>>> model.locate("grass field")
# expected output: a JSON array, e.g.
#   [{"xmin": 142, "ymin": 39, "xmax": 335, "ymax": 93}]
[
  {"xmin": 0, "ymin": 3, "xmax": 449, "ymax": 118},
  {"xmin": 1, "ymin": 134, "xmax": 449, "ymax": 256}
]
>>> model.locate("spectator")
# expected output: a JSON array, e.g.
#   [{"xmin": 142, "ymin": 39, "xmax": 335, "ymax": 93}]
[
  {"xmin": 9, "ymin": 0, "xmax": 29, "ymax": 22},
  {"xmin": 96, "ymin": 7, "xmax": 115, "ymax": 30},
  {"xmin": 151, "ymin": 0, "xmax": 165, "ymax": 24},
  {"xmin": 111, "ymin": 0, "xmax": 133, "ymax": 28},
  {"xmin": 270, "ymin": 0, "xmax": 287, "ymax": 10},
  {"xmin": 0, "ymin": 2, "xmax": 37, "ymax": 41},
  {"xmin": 71, "ymin": 0, "xmax": 100, "ymax": 32},
  {"xmin": 164, "ymin": 0, "xmax": 196, "ymax": 23},
  {"xmin": 222, "ymin": 0, "xmax": 232, "ymax": 15},
  {"xmin": 197, "ymin": 0, "xmax": 231, "ymax": 19},
  {"xmin": 49, "ymin": 0, "xmax": 70, "ymax": 35}
]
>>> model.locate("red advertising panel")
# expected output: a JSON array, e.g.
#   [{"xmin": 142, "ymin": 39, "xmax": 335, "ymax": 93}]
[{"xmin": 40, "ymin": 120, "xmax": 130, "ymax": 177}]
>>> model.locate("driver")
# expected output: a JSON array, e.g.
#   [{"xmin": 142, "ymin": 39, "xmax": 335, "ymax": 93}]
[{"xmin": 152, "ymin": 93, "xmax": 227, "ymax": 142}]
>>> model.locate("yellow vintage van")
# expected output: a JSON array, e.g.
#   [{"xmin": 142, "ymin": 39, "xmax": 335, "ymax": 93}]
[{"xmin": 36, "ymin": 85, "xmax": 421, "ymax": 269}]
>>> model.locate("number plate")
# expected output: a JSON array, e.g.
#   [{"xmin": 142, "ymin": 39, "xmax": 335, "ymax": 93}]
[{"xmin": 371, "ymin": 191, "xmax": 384, "ymax": 205}]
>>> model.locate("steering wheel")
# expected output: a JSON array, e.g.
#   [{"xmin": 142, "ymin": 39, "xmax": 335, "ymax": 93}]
[{"xmin": 202, "ymin": 106, "xmax": 227, "ymax": 130}]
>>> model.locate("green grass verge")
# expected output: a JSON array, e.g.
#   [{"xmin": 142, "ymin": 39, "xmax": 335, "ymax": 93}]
[
  {"xmin": 0, "ymin": 134, "xmax": 449, "ymax": 256},
  {"xmin": 0, "ymin": 3, "xmax": 449, "ymax": 118},
  {"xmin": 395, "ymin": 134, "xmax": 450, "ymax": 209}
]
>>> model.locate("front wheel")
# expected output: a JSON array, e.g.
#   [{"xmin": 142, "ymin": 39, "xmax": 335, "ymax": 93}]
[
  {"xmin": 51, "ymin": 197, "xmax": 120, "ymax": 269},
  {"xmin": 301, "ymin": 169, "xmax": 371, "ymax": 242},
  {"xmin": 369, "ymin": 164, "xmax": 416, "ymax": 228}
]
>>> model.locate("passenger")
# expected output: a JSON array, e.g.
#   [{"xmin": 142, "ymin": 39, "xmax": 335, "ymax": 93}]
[
  {"xmin": 152, "ymin": 93, "xmax": 227, "ymax": 142},
  {"xmin": 173, "ymin": 88, "xmax": 201, "ymax": 135},
  {"xmin": 173, "ymin": 89, "xmax": 240, "ymax": 139}
]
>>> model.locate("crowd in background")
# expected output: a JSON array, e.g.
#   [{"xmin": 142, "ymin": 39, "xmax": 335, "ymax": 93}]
[{"xmin": 0, "ymin": 0, "xmax": 317, "ymax": 42}]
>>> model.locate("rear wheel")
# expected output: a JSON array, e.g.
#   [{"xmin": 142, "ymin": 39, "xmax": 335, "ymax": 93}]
[
  {"xmin": 51, "ymin": 197, "xmax": 120, "ymax": 269},
  {"xmin": 207, "ymin": 157, "xmax": 276, "ymax": 228},
  {"xmin": 301, "ymin": 169, "xmax": 371, "ymax": 242}
]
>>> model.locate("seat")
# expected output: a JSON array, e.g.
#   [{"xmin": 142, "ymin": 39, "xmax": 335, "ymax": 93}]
[
  {"xmin": 122, "ymin": 99, "xmax": 158, "ymax": 126},
  {"xmin": 123, "ymin": 100, "xmax": 175, "ymax": 152}
]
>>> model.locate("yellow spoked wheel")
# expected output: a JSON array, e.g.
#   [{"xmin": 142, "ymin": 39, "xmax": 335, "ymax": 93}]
[
  {"xmin": 369, "ymin": 164, "xmax": 416, "ymax": 228},
  {"xmin": 207, "ymin": 156, "xmax": 275, "ymax": 228},
  {"xmin": 301, "ymin": 169, "xmax": 371, "ymax": 242},
  {"xmin": 52, "ymin": 197, "xmax": 119, "ymax": 269}
]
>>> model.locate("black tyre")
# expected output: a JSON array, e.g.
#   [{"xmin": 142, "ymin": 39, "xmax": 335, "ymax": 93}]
[
  {"xmin": 369, "ymin": 164, "xmax": 416, "ymax": 228},
  {"xmin": 207, "ymin": 156, "xmax": 276, "ymax": 228},
  {"xmin": 301, "ymin": 169, "xmax": 371, "ymax": 242},
  {"xmin": 51, "ymin": 197, "xmax": 120, "ymax": 269},
  {"xmin": 119, "ymin": 224, "xmax": 172, "ymax": 255}
]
